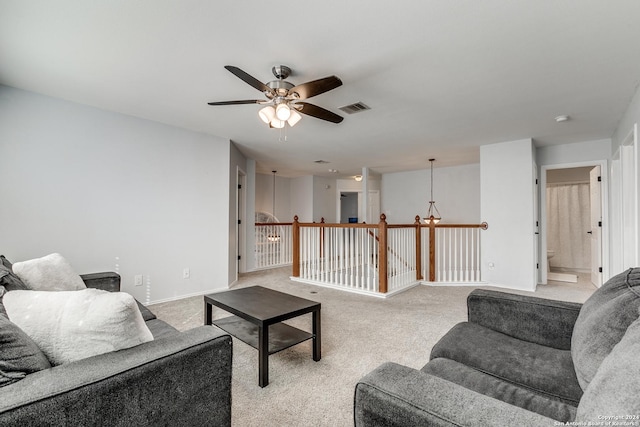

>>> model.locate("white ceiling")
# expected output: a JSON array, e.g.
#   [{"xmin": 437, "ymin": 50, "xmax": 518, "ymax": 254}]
[{"xmin": 2, "ymin": 1, "xmax": 640, "ymax": 178}]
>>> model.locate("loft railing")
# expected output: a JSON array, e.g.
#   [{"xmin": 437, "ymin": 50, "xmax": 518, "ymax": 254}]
[
  {"xmin": 254, "ymin": 222, "xmax": 293, "ymax": 269},
  {"xmin": 420, "ymin": 222, "xmax": 488, "ymax": 283},
  {"xmin": 288, "ymin": 215, "xmax": 488, "ymax": 297}
]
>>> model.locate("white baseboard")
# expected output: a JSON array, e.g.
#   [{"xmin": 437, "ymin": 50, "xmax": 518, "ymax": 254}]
[
  {"xmin": 422, "ymin": 281, "xmax": 489, "ymax": 287},
  {"xmin": 547, "ymin": 272, "xmax": 578, "ymax": 283},
  {"xmin": 145, "ymin": 285, "xmax": 230, "ymax": 306}
]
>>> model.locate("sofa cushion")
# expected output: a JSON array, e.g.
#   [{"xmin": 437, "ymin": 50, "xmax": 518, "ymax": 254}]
[
  {"xmin": 0, "ymin": 255, "xmax": 13, "ymax": 270},
  {"xmin": 145, "ymin": 318, "xmax": 179, "ymax": 340},
  {"xmin": 571, "ymin": 268, "xmax": 640, "ymax": 390},
  {"xmin": 4, "ymin": 289, "xmax": 153, "ymax": 365},
  {"xmin": 12, "ymin": 253, "xmax": 86, "ymax": 291},
  {"xmin": 0, "ymin": 263, "xmax": 28, "ymax": 292},
  {"xmin": 431, "ymin": 321, "xmax": 583, "ymax": 405},
  {"xmin": 0, "ymin": 262, "xmax": 29, "ymax": 318},
  {"xmin": 576, "ymin": 312, "xmax": 640, "ymax": 421},
  {"xmin": 136, "ymin": 301, "xmax": 157, "ymax": 322},
  {"xmin": 0, "ymin": 314, "xmax": 51, "ymax": 386},
  {"xmin": 423, "ymin": 358, "xmax": 577, "ymax": 422}
]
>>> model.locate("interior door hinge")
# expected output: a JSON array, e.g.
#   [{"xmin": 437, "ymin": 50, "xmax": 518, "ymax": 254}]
[
  {"xmin": 597, "ymin": 176, "xmax": 601, "ymax": 182},
  {"xmin": 536, "ymin": 263, "xmax": 539, "ymax": 269},
  {"xmin": 599, "ymin": 267, "xmax": 603, "ymax": 273},
  {"xmin": 598, "ymin": 221, "xmax": 602, "ymax": 227},
  {"xmin": 238, "ymin": 184, "xmax": 242, "ymax": 189},
  {"xmin": 238, "ymin": 219, "xmax": 241, "ymax": 224},
  {"xmin": 535, "ymin": 178, "xmax": 538, "ymax": 185},
  {"xmin": 237, "ymin": 255, "xmax": 241, "ymax": 260}
]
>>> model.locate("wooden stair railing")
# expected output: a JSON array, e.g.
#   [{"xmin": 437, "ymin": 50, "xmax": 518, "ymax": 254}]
[{"xmin": 292, "ymin": 214, "xmax": 488, "ymax": 292}]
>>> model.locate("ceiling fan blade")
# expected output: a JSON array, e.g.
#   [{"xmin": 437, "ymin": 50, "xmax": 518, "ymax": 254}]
[
  {"xmin": 207, "ymin": 100, "xmax": 263, "ymax": 106},
  {"xmin": 289, "ymin": 76, "xmax": 342, "ymax": 100},
  {"xmin": 225, "ymin": 65, "xmax": 275, "ymax": 96},
  {"xmin": 296, "ymin": 102, "xmax": 344, "ymax": 123}
]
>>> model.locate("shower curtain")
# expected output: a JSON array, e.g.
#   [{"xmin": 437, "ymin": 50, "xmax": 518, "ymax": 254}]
[{"xmin": 546, "ymin": 183, "xmax": 591, "ymax": 272}]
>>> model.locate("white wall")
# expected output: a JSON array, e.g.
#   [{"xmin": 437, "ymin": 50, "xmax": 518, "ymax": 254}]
[
  {"xmin": 536, "ymin": 139, "xmax": 611, "ymax": 166},
  {"xmin": 313, "ymin": 176, "xmax": 337, "ymax": 222},
  {"xmin": 0, "ymin": 86, "xmax": 233, "ymax": 303},
  {"xmin": 381, "ymin": 164, "xmax": 481, "ymax": 224},
  {"xmin": 481, "ymin": 139, "xmax": 536, "ymax": 290},
  {"xmin": 290, "ymin": 176, "xmax": 313, "ymax": 222}
]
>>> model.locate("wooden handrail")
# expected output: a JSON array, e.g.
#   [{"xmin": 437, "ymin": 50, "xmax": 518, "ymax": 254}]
[
  {"xmin": 255, "ymin": 222, "xmax": 293, "ymax": 226},
  {"xmin": 294, "ymin": 222, "xmax": 379, "ymax": 229},
  {"xmin": 421, "ymin": 222, "xmax": 489, "ymax": 229}
]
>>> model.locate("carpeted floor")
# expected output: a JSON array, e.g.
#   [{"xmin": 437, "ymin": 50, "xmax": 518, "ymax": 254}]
[{"xmin": 149, "ymin": 267, "xmax": 596, "ymax": 427}]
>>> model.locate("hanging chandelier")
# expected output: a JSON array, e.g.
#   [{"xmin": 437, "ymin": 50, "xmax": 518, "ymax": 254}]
[{"xmin": 424, "ymin": 158, "xmax": 442, "ymax": 224}]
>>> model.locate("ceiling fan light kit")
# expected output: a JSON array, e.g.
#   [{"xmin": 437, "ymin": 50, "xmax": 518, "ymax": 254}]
[
  {"xmin": 275, "ymin": 103, "xmax": 291, "ymax": 121},
  {"xmin": 208, "ymin": 65, "xmax": 344, "ymax": 130}
]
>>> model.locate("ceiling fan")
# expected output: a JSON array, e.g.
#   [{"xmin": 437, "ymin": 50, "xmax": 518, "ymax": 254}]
[{"xmin": 207, "ymin": 65, "xmax": 344, "ymax": 128}]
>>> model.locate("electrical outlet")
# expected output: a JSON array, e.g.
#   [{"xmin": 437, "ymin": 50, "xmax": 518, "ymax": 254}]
[
  {"xmin": 183, "ymin": 268, "xmax": 190, "ymax": 279},
  {"xmin": 134, "ymin": 275, "xmax": 143, "ymax": 286}
]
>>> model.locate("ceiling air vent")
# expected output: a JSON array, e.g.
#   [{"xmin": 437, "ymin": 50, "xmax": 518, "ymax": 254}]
[{"xmin": 339, "ymin": 102, "xmax": 371, "ymax": 115}]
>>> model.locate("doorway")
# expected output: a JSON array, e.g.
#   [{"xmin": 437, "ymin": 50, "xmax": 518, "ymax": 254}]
[
  {"xmin": 340, "ymin": 192, "xmax": 359, "ymax": 223},
  {"xmin": 541, "ymin": 162, "xmax": 607, "ymax": 287},
  {"xmin": 338, "ymin": 190, "xmax": 381, "ymax": 224}
]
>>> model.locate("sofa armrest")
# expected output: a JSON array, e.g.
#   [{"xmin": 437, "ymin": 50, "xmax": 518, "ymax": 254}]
[
  {"xmin": 354, "ymin": 362, "xmax": 554, "ymax": 427},
  {"xmin": 80, "ymin": 272, "xmax": 120, "ymax": 292},
  {"xmin": 0, "ymin": 326, "xmax": 232, "ymax": 427},
  {"xmin": 467, "ymin": 289, "xmax": 582, "ymax": 350}
]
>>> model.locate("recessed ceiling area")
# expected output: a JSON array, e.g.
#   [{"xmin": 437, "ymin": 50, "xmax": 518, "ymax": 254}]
[{"xmin": 1, "ymin": 1, "xmax": 639, "ymax": 178}]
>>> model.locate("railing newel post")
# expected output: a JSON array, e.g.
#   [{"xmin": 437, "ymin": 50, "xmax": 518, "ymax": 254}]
[
  {"xmin": 414, "ymin": 215, "xmax": 423, "ymax": 281},
  {"xmin": 320, "ymin": 218, "xmax": 325, "ymax": 258},
  {"xmin": 378, "ymin": 213, "xmax": 388, "ymax": 293},
  {"xmin": 429, "ymin": 219, "xmax": 436, "ymax": 282},
  {"xmin": 292, "ymin": 215, "xmax": 300, "ymax": 277}
]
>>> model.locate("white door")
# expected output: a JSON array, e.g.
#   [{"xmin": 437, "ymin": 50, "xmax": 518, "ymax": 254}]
[
  {"xmin": 368, "ymin": 190, "xmax": 381, "ymax": 224},
  {"xmin": 590, "ymin": 166, "xmax": 602, "ymax": 286}
]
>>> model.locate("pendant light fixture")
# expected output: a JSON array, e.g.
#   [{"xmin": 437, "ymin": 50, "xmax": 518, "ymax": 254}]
[
  {"xmin": 267, "ymin": 170, "xmax": 281, "ymax": 242},
  {"xmin": 424, "ymin": 159, "xmax": 442, "ymax": 224}
]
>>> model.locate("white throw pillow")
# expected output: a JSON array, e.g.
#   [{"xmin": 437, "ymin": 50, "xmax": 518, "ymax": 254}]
[
  {"xmin": 12, "ymin": 253, "xmax": 86, "ymax": 291},
  {"xmin": 3, "ymin": 289, "xmax": 154, "ymax": 366}
]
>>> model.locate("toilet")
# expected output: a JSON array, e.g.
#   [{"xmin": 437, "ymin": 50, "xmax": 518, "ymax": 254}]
[
  {"xmin": 547, "ymin": 250, "xmax": 555, "ymax": 272},
  {"xmin": 547, "ymin": 249, "xmax": 577, "ymax": 283}
]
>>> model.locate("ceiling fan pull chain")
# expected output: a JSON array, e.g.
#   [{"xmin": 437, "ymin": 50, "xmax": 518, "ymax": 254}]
[{"xmin": 279, "ymin": 125, "xmax": 288, "ymax": 142}]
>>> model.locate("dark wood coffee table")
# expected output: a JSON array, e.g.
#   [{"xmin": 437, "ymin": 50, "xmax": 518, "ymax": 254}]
[{"xmin": 204, "ymin": 286, "xmax": 321, "ymax": 387}]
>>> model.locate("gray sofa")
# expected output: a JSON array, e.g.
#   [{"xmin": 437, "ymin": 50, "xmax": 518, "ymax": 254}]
[
  {"xmin": 355, "ymin": 268, "xmax": 640, "ymax": 426},
  {"xmin": 0, "ymin": 264, "xmax": 232, "ymax": 426}
]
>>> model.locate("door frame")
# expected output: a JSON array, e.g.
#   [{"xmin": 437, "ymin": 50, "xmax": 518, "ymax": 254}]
[
  {"xmin": 540, "ymin": 160, "xmax": 609, "ymax": 285},
  {"xmin": 236, "ymin": 167, "xmax": 247, "ymax": 278},
  {"xmin": 619, "ymin": 124, "xmax": 639, "ymax": 269}
]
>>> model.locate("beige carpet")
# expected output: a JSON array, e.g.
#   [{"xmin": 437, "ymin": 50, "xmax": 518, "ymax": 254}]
[{"xmin": 150, "ymin": 268, "xmax": 596, "ymax": 427}]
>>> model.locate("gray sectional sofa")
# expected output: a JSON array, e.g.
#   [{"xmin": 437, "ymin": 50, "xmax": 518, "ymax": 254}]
[
  {"xmin": 0, "ymin": 261, "xmax": 232, "ymax": 427},
  {"xmin": 355, "ymin": 268, "xmax": 640, "ymax": 426}
]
